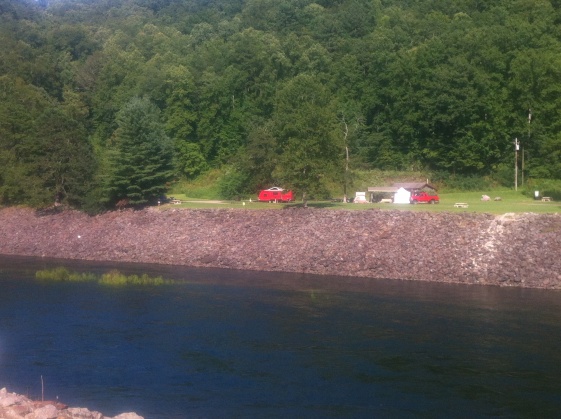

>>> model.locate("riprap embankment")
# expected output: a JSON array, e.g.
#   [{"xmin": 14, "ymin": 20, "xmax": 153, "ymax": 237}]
[{"xmin": 1, "ymin": 207, "xmax": 560, "ymax": 289}]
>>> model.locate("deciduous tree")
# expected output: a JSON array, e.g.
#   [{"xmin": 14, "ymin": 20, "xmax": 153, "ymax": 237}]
[{"xmin": 273, "ymin": 74, "xmax": 340, "ymax": 202}]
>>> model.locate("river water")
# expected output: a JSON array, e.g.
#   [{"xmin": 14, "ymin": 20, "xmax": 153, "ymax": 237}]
[{"xmin": 1, "ymin": 255, "xmax": 561, "ymax": 418}]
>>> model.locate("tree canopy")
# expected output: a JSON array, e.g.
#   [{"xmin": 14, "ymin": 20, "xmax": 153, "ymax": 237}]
[{"xmin": 2, "ymin": 0, "xmax": 561, "ymax": 208}]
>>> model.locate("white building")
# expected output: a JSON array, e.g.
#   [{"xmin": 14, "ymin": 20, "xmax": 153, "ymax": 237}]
[
  {"xmin": 367, "ymin": 182, "xmax": 438, "ymax": 204},
  {"xmin": 392, "ymin": 187, "xmax": 411, "ymax": 204}
]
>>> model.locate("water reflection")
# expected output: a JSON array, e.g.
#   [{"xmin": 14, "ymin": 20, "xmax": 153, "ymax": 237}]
[{"xmin": 1, "ymin": 255, "xmax": 561, "ymax": 418}]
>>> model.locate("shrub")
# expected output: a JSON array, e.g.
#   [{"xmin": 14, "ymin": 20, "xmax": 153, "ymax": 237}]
[
  {"xmin": 99, "ymin": 270, "xmax": 170, "ymax": 286},
  {"xmin": 171, "ymin": 169, "xmax": 222, "ymax": 199},
  {"xmin": 35, "ymin": 267, "xmax": 97, "ymax": 282},
  {"xmin": 431, "ymin": 172, "xmax": 492, "ymax": 191},
  {"xmin": 217, "ymin": 166, "xmax": 250, "ymax": 200},
  {"xmin": 523, "ymin": 179, "xmax": 561, "ymax": 201},
  {"xmin": 490, "ymin": 163, "xmax": 514, "ymax": 188},
  {"xmin": 36, "ymin": 268, "xmax": 173, "ymax": 285},
  {"xmin": 35, "ymin": 267, "xmax": 71, "ymax": 281}
]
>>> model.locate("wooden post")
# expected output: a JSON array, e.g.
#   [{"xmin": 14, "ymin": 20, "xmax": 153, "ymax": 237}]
[{"xmin": 514, "ymin": 138, "xmax": 519, "ymax": 191}]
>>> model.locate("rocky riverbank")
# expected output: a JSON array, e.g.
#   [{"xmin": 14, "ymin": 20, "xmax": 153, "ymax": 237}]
[
  {"xmin": 0, "ymin": 388, "xmax": 142, "ymax": 419},
  {"xmin": 1, "ymin": 206, "xmax": 560, "ymax": 288}
]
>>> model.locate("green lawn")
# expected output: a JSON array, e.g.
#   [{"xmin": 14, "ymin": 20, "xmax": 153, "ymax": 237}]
[
  {"xmin": 315, "ymin": 190, "xmax": 560, "ymax": 214},
  {"xmin": 425, "ymin": 190, "xmax": 559, "ymax": 214},
  {"xmin": 160, "ymin": 190, "xmax": 560, "ymax": 214}
]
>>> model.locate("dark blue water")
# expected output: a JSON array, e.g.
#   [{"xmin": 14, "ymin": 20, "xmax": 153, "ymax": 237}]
[{"xmin": 1, "ymin": 255, "xmax": 561, "ymax": 418}]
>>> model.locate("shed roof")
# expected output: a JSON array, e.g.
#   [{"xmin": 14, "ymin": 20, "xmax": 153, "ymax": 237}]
[
  {"xmin": 392, "ymin": 182, "xmax": 437, "ymax": 191},
  {"xmin": 368, "ymin": 182, "xmax": 437, "ymax": 193},
  {"xmin": 367, "ymin": 186, "xmax": 399, "ymax": 193}
]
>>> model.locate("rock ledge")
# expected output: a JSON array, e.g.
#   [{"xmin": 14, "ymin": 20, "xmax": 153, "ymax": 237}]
[{"xmin": 0, "ymin": 388, "xmax": 143, "ymax": 419}]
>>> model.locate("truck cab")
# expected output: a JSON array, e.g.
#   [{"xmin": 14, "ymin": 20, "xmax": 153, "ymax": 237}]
[{"xmin": 410, "ymin": 191, "xmax": 439, "ymax": 204}]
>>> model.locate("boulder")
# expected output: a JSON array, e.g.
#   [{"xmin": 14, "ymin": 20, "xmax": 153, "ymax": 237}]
[{"xmin": 0, "ymin": 388, "xmax": 143, "ymax": 419}]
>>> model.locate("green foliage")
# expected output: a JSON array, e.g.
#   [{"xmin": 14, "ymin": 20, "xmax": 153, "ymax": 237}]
[
  {"xmin": 163, "ymin": 64, "xmax": 197, "ymax": 141},
  {"xmin": 431, "ymin": 172, "xmax": 493, "ymax": 192},
  {"xmin": 99, "ymin": 270, "xmax": 170, "ymax": 286},
  {"xmin": 169, "ymin": 169, "xmax": 222, "ymax": 199},
  {"xmin": 4, "ymin": 0, "xmax": 561, "ymax": 211},
  {"xmin": 489, "ymin": 163, "xmax": 515, "ymax": 188},
  {"xmin": 217, "ymin": 166, "xmax": 250, "ymax": 200},
  {"xmin": 35, "ymin": 267, "xmax": 97, "ymax": 282},
  {"xmin": 273, "ymin": 74, "xmax": 341, "ymax": 197},
  {"xmin": 34, "ymin": 105, "xmax": 97, "ymax": 207},
  {"xmin": 0, "ymin": 76, "xmax": 96, "ymax": 207},
  {"xmin": 103, "ymin": 96, "xmax": 174, "ymax": 206},
  {"xmin": 524, "ymin": 179, "xmax": 561, "ymax": 201},
  {"xmin": 238, "ymin": 121, "xmax": 279, "ymax": 190},
  {"xmin": 35, "ymin": 267, "xmax": 175, "ymax": 285},
  {"xmin": 174, "ymin": 141, "xmax": 209, "ymax": 178}
]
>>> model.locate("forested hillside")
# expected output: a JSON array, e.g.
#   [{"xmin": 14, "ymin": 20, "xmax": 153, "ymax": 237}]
[{"xmin": 1, "ymin": 0, "xmax": 561, "ymax": 209}]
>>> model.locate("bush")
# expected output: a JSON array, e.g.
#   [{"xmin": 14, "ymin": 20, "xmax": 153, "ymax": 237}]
[
  {"xmin": 35, "ymin": 268, "xmax": 173, "ymax": 285},
  {"xmin": 35, "ymin": 267, "xmax": 97, "ymax": 282},
  {"xmin": 490, "ymin": 163, "xmax": 516, "ymax": 188},
  {"xmin": 170, "ymin": 170, "xmax": 222, "ymax": 199},
  {"xmin": 175, "ymin": 142, "xmax": 209, "ymax": 178},
  {"xmin": 431, "ymin": 172, "xmax": 492, "ymax": 191},
  {"xmin": 217, "ymin": 166, "xmax": 250, "ymax": 200},
  {"xmin": 523, "ymin": 179, "xmax": 561, "ymax": 201},
  {"xmin": 99, "ymin": 270, "xmax": 169, "ymax": 285},
  {"xmin": 80, "ymin": 186, "xmax": 108, "ymax": 215}
]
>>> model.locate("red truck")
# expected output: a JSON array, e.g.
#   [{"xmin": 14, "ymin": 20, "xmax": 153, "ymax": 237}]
[
  {"xmin": 258, "ymin": 187, "xmax": 294, "ymax": 203},
  {"xmin": 410, "ymin": 191, "xmax": 439, "ymax": 204}
]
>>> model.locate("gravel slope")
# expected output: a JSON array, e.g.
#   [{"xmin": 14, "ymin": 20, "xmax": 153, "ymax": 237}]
[{"xmin": 1, "ymin": 206, "xmax": 560, "ymax": 288}]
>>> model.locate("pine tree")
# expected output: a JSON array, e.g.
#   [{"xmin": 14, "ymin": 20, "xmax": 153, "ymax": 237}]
[{"xmin": 104, "ymin": 97, "xmax": 173, "ymax": 207}]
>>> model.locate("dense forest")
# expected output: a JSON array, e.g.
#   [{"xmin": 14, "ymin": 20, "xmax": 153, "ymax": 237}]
[{"xmin": 2, "ymin": 0, "xmax": 561, "ymax": 210}]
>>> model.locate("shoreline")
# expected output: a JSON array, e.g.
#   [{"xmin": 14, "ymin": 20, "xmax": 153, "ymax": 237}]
[
  {"xmin": 0, "ymin": 387, "xmax": 142, "ymax": 419},
  {"xmin": 1, "ymin": 207, "xmax": 560, "ymax": 289}
]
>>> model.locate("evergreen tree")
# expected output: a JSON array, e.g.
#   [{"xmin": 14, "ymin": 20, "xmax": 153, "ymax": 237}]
[
  {"xmin": 104, "ymin": 97, "xmax": 173, "ymax": 207},
  {"xmin": 5, "ymin": 0, "xmax": 561, "ymax": 207}
]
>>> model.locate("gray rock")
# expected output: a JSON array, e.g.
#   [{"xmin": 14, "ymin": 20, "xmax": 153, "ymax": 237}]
[
  {"xmin": 27, "ymin": 404, "xmax": 59, "ymax": 419},
  {"xmin": 0, "ymin": 388, "xmax": 142, "ymax": 419},
  {"xmin": 0, "ymin": 208, "xmax": 560, "ymax": 289},
  {"xmin": 111, "ymin": 414, "xmax": 144, "ymax": 419}
]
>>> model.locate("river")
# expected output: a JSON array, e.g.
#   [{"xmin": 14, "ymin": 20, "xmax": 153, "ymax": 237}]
[{"xmin": 1, "ymin": 255, "xmax": 561, "ymax": 418}]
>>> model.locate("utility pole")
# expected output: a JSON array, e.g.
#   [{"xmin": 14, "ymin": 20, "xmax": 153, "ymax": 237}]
[
  {"xmin": 342, "ymin": 120, "xmax": 349, "ymax": 203},
  {"xmin": 514, "ymin": 138, "xmax": 520, "ymax": 191},
  {"xmin": 521, "ymin": 145, "xmax": 524, "ymax": 187},
  {"xmin": 524, "ymin": 109, "xmax": 531, "ymax": 187}
]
